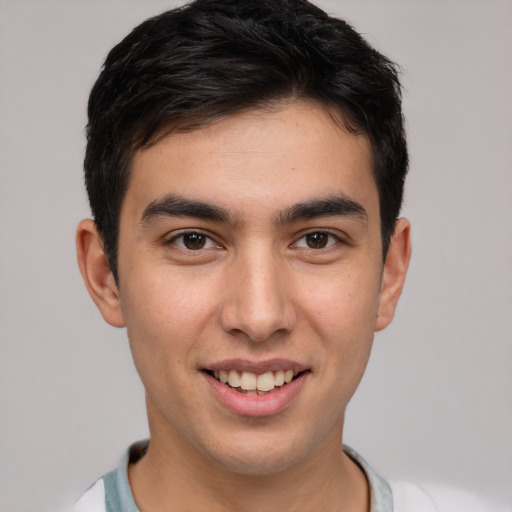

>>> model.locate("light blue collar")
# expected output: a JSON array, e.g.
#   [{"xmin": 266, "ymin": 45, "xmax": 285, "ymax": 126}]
[{"xmin": 103, "ymin": 441, "xmax": 393, "ymax": 512}]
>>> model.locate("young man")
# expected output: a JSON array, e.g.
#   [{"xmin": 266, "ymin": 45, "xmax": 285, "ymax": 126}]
[{"xmin": 73, "ymin": 0, "xmax": 435, "ymax": 510}]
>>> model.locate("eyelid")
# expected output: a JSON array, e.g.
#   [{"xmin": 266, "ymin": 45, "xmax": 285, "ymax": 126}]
[
  {"xmin": 166, "ymin": 230, "xmax": 222, "ymax": 250},
  {"xmin": 291, "ymin": 229, "xmax": 346, "ymax": 249}
]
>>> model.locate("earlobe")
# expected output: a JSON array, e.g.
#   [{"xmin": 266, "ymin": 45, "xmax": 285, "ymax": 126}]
[
  {"xmin": 375, "ymin": 218, "xmax": 411, "ymax": 332},
  {"xmin": 76, "ymin": 219, "xmax": 125, "ymax": 328}
]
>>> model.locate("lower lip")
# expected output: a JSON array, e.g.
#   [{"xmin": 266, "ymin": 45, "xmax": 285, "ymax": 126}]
[{"xmin": 203, "ymin": 372, "xmax": 309, "ymax": 418}]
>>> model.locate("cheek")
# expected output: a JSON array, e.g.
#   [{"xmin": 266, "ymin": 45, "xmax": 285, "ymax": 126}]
[
  {"xmin": 299, "ymin": 263, "xmax": 382, "ymax": 337},
  {"xmin": 298, "ymin": 266, "xmax": 381, "ymax": 387},
  {"xmin": 119, "ymin": 270, "xmax": 219, "ymax": 377}
]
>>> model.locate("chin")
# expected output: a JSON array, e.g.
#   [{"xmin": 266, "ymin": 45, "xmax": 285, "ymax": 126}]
[
  {"xmin": 209, "ymin": 451, "xmax": 299, "ymax": 476},
  {"xmin": 202, "ymin": 431, "xmax": 310, "ymax": 476}
]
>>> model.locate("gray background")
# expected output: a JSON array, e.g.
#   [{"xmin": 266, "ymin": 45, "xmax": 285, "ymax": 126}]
[{"xmin": 1, "ymin": 1, "xmax": 511, "ymax": 510}]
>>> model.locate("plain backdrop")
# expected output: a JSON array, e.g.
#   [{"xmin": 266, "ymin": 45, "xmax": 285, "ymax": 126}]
[{"xmin": 1, "ymin": 1, "xmax": 511, "ymax": 511}]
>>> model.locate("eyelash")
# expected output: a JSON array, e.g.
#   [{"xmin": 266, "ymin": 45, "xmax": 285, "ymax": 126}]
[
  {"xmin": 166, "ymin": 231, "xmax": 220, "ymax": 251},
  {"xmin": 292, "ymin": 231, "xmax": 343, "ymax": 250},
  {"xmin": 166, "ymin": 230, "xmax": 344, "ymax": 251}
]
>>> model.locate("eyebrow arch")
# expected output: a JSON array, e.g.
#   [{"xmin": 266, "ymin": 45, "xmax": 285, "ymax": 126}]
[
  {"xmin": 140, "ymin": 194, "xmax": 233, "ymax": 225},
  {"xmin": 277, "ymin": 195, "xmax": 368, "ymax": 225}
]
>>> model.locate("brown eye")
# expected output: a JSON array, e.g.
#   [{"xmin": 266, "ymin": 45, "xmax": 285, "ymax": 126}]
[
  {"xmin": 305, "ymin": 232, "xmax": 329, "ymax": 249},
  {"xmin": 167, "ymin": 231, "xmax": 221, "ymax": 254},
  {"xmin": 182, "ymin": 232, "xmax": 207, "ymax": 250}
]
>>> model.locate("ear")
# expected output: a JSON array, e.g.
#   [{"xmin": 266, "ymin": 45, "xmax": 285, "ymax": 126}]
[
  {"xmin": 375, "ymin": 218, "xmax": 411, "ymax": 332},
  {"xmin": 76, "ymin": 219, "xmax": 125, "ymax": 328}
]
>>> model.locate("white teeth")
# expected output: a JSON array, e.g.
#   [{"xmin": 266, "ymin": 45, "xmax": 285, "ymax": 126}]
[
  {"xmin": 284, "ymin": 369, "xmax": 294, "ymax": 383},
  {"xmin": 228, "ymin": 369, "xmax": 241, "ymax": 388},
  {"xmin": 256, "ymin": 372, "xmax": 275, "ymax": 392},
  {"xmin": 240, "ymin": 371, "xmax": 257, "ymax": 390},
  {"xmin": 213, "ymin": 368, "xmax": 301, "ymax": 391}
]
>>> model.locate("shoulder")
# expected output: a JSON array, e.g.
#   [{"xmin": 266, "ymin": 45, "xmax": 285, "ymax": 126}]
[
  {"xmin": 390, "ymin": 481, "xmax": 437, "ymax": 511},
  {"xmin": 69, "ymin": 441, "xmax": 144, "ymax": 512},
  {"xmin": 390, "ymin": 480, "xmax": 501, "ymax": 512},
  {"xmin": 70, "ymin": 479, "xmax": 106, "ymax": 512}
]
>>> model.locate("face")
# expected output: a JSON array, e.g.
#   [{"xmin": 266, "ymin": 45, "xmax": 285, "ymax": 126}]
[{"xmin": 84, "ymin": 101, "xmax": 409, "ymax": 476}]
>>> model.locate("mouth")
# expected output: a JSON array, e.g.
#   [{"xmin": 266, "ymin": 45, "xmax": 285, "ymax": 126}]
[
  {"xmin": 203, "ymin": 368, "xmax": 305, "ymax": 396},
  {"xmin": 202, "ymin": 360, "xmax": 310, "ymax": 417}
]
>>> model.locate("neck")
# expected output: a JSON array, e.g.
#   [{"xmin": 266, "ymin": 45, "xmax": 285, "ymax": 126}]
[{"xmin": 128, "ymin": 430, "xmax": 369, "ymax": 512}]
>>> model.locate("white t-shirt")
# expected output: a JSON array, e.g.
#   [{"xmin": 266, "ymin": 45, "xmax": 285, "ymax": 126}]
[{"xmin": 72, "ymin": 441, "xmax": 496, "ymax": 512}]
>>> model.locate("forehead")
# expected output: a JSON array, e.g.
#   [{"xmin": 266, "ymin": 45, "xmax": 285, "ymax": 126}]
[{"xmin": 124, "ymin": 101, "xmax": 378, "ymax": 224}]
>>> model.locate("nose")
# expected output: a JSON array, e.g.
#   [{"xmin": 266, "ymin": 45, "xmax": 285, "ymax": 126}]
[{"xmin": 219, "ymin": 247, "xmax": 296, "ymax": 343}]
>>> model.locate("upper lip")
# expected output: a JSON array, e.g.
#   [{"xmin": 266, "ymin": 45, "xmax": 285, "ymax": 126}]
[{"xmin": 204, "ymin": 358, "xmax": 309, "ymax": 374}]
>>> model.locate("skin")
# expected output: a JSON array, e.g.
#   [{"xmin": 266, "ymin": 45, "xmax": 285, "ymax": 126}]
[{"xmin": 77, "ymin": 101, "xmax": 411, "ymax": 512}]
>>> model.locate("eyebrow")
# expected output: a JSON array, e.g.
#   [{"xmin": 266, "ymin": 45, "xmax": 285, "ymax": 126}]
[
  {"xmin": 140, "ymin": 193, "xmax": 367, "ymax": 227},
  {"xmin": 277, "ymin": 195, "xmax": 368, "ymax": 225},
  {"xmin": 140, "ymin": 194, "xmax": 233, "ymax": 225}
]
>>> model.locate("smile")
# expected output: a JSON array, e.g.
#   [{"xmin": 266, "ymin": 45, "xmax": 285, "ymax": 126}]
[
  {"xmin": 206, "ymin": 369, "xmax": 300, "ymax": 395},
  {"xmin": 202, "ymin": 361, "xmax": 310, "ymax": 417}
]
